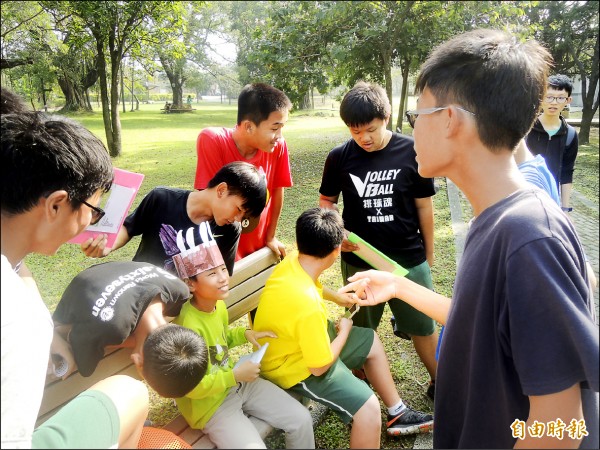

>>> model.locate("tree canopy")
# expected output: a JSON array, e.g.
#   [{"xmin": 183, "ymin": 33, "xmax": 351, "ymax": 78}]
[{"xmin": 2, "ymin": 1, "xmax": 597, "ymax": 147}]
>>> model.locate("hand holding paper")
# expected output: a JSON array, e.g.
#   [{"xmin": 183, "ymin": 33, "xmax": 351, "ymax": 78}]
[
  {"xmin": 70, "ymin": 168, "xmax": 144, "ymax": 250},
  {"xmin": 234, "ymin": 342, "xmax": 270, "ymax": 373},
  {"xmin": 347, "ymin": 232, "xmax": 408, "ymax": 276}
]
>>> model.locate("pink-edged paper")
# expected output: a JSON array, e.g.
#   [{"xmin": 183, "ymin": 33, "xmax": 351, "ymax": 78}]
[{"xmin": 69, "ymin": 168, "xmax": 144, "ymax": 249}]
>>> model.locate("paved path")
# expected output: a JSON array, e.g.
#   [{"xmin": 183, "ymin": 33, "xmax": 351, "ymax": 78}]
[
  {"xmin": 446, "ymin": 181, "xmax": 599, "ymax": 315},
  {"xmin": 413, "ymin": 181, "xmax": 599, "ymax": 449}
]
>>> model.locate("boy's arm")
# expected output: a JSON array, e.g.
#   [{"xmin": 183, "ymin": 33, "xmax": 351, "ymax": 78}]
[
  {"xmin": 319, "ymin": 193, "xmax": 339, "ymax": 212},
  {"xmin": 50, "ymin": 324, "xmax": 77, "ymax": 379},
  {"xmin": 560, "ymin": 183, "xmax": 573, "ymax": 210},
  {"xmin": 514, "ymin": 383, "xmax": 584, "ymax": 449},
  {"xmin": 560, "ymin": 131, "xmax": 578, "ymax": 209},
  {"xmin": 194, "ymin": 129, "xmax": 223, "ymax": 190},
  {"xmin": 308, "ymin": 318, "xmax": 352, "ymax": 377},
  {"xmin": 415, "ymin": 196, "xmax": 435, "ymax": 267},
  {"xmin": 340, "ymin": 270, "xmax": 451, "ymax": 325},
  {"xmin": 264, "ymin": 187, "xmax": 286, "ymax": 258},
  {"xmin": 322, "ymin": 286, "xmax": 355, "ymax": 308},
  {"xmin": 185, "ymin": 364, "xmax": 238, "ymax": 400},
  {"xmin": 319, "ymin": 194, "xmax": 359, "ymax": 253}
]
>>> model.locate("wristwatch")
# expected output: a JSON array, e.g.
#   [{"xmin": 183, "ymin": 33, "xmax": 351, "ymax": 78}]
[{"xmin": 561, "ymin": 207, "xmax": 573, "ymax": 212}]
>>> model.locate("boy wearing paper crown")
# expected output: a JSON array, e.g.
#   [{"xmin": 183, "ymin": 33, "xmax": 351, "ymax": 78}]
[{"xmin": 167, "ymin": 222, "xmax": 315, "ymax": 449}]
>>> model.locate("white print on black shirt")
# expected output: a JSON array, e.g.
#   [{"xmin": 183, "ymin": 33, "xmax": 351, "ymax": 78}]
[
  {"xmin": 350, "ymin": 169, "xmax": 401, "ymax": 223},
  {"xmin": 92, "ymin": 265, "xmax": 177, "ymax": 318}
]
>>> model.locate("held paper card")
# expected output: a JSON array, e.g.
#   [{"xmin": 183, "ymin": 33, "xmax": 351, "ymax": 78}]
[
  {"xmin": 234, "ymin": 342, "xmax": 270, "ymax": 368},
  {"xmin": 68, "ymin": 168, "xmax": 144, "ymax": 249},
  {"xmin": 347, "ymin": 232, "xmax": 408, "ymax": 277}
]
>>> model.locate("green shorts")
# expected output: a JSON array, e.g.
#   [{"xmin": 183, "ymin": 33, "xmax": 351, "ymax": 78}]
[
  {"xmin": 341, "ymin": 259, "xmax": 436, "ymax": 337},
  {"xmin": 32, "ymin": 389, "xmax": 120, "ymax": 449},
  {"xmin": 287, "ymin": 321, "xmax": 375, "ymax": 424}
]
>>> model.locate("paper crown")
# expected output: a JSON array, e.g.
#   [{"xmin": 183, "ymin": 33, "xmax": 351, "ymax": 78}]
[{"xmin": 159, "ymin": 222, "xmax": 225, "ymax": 279}]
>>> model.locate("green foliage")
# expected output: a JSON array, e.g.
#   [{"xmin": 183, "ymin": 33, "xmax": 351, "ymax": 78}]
[
  {"xmin": 238, "ymin": 1, "xmax": 333, "ymax": 108},
  {"xmin": 1, "ymin": 1, "xmax": 61, "ymax": 103}
]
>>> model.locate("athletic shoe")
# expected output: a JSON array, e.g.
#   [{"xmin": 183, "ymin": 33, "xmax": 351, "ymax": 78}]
[{"xmin": 387, "ymin": 407, "xmax": 434, "ymax": 436}]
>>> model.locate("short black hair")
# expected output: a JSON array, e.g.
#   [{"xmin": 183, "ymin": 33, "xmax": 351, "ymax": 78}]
[
  {"xmin": 340, "ymin": 81, "xmax": 391, "ymax": 127},
  {"xmin": 142, "ymin": 324, "xmax": 208, "ymax": 398},
  {"xmin": 1, "ymin": 111, "xmax": 114, "ymax": 216},
  {"xmin": 296, "ymin": 207, "xmax": 344, "ymax": 258},
  {"xmin": 237, "ymin": 83, "xmax": 292, "ymax": 126},
  {"xmin": 1, "ymin": 88, "xmax": 29, "ymax": 114},
  {"xmin": 548, "ymin": 74, "xmax": 573, "ymax": 96},
  {"xmin": 415, "ymin": 29, "xmax": 552, "ymax": 151},
  {"xmin": 207, "ymin": 161, "xmax": 267, "ymax": 218}
]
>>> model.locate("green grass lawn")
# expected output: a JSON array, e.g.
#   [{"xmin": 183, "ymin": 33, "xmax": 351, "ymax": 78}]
[{"xmin": 26, "ymin": 102, "xmax": 599, "ymax": 448}]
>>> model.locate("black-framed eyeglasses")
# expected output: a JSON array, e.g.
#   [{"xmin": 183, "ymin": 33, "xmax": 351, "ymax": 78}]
[
  {"xmin": 405, "ymin": 106, "xmax": 475, "ymax": 129},
  {"xmin": 544, "ymin": 96, "xmax": 568, "ymax": 104},
  {"xmin": 81, "ymin": 200, "xmax": 105, "ymax": 225}
]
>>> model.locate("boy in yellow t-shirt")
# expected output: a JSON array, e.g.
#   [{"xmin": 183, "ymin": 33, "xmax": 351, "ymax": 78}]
[{"xmin": 253, "ymin": 208, "xmax": 433, "ymax": 449}]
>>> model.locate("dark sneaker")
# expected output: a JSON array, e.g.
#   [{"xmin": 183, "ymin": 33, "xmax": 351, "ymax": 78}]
[
  {"xmin": 387, "ymin": 407, "xmax": 434, "ymax": 436},
  {"xmin": 426, "ymin": 380, "xmax": 435, "ymax": 401}
]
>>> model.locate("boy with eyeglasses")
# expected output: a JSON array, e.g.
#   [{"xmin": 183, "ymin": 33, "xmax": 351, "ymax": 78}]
[
  {"xmin": 1, "ymin": 111, "xmax": 149, "ymax": 448},
  {"xmin": 526, "ymin": 74, "xmax": 578, "ymax": 213},
  {"xmin": 340, "ymin": 29, "xmax": 598, "ymax": 448},
  {"xmin": 319, "ymin": 81, "xmax": 439, "ymax": 402}
]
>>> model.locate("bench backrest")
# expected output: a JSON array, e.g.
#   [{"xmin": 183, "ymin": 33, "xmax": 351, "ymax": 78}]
[{"xmin": 36, "ymin": 247, "xmax": 279, "ymax": 426}]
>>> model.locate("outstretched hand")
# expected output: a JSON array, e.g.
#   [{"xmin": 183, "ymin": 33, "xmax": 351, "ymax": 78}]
[{"xmin": 338, "ymin": 269, "xmax": 397, "ymax": 306}]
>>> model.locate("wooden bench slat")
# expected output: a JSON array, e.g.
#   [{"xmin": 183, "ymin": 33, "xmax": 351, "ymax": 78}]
[
  {"xmin": 227, "ymin": 289, "xmax": 263, "ymax": 323},
  {"xmin": 229, "ymin": 247, "xmax": 278, "ymax": 288},
  {"xmin": 37, "ymin": 348, "xmax": 135, "ymax": 422}
]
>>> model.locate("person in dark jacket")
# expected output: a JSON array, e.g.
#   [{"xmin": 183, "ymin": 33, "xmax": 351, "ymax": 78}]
[{"xmin": 525, "ymin": 74, "xmax": 578, "ymax": 213}]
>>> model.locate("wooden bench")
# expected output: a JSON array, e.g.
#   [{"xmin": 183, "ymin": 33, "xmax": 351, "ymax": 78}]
[
  {"xmin": 36, "ymin": 247, "xmax": 292, "ymax": 448},
  {"xmin": 161, "ymin": 105, "xmax": 196, "ymax": 113}
]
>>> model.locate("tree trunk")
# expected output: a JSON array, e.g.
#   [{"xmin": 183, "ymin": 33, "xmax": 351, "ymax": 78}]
[
  {"xmin": 171, "ymin": 82, "xmax": 183, "ymax": 109},
  {"xmin": 300, "ymin": 91, "xmax": 310, "ymax": 110},
  {"xmin": 396, "ymin": 62, "xmax": 411, "ymax": 132},
  {"xmin": 121, "ymin": 64, "xmax": 126, "ymax": 113},
  {"xmin": 95, "ymin": 41, "xmax": 115, "ymax": 156},
  {"xmin": 58, "ymin": 76, "xmax": 92, "ymax": 112},
  {"xmin": 576, "ymin": 36, "xmax": 599, "ymax": 145},
  {"xmin": 382, "ymin": 53, "xmax": 393, "ymax": 131},
  {"xmin": 110, "ymin": 51, "xmax": 122, "ymax": 157},
  {"xmin": 158, "ymin": 54, "xmax": 185, "ymax": 109}
]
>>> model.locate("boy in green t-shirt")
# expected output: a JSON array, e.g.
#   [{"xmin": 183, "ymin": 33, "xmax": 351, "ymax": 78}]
[{"xmin": 168, "ymin": 222, "xmax": 314, "ymax": 449}]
